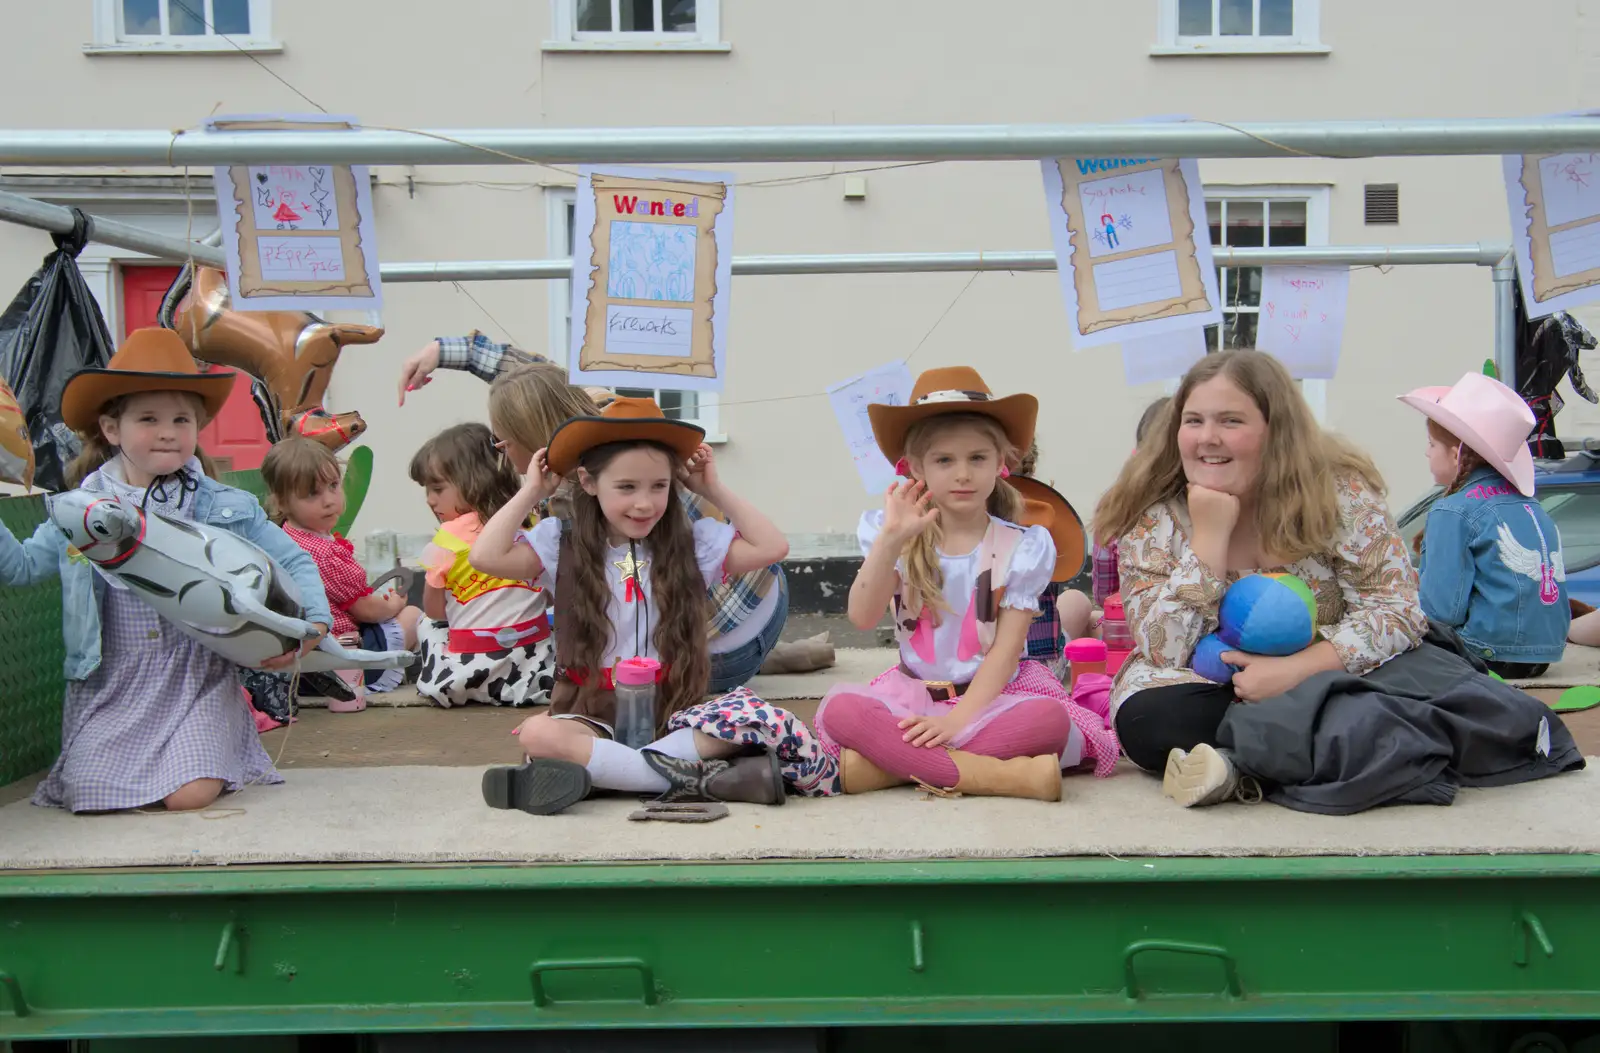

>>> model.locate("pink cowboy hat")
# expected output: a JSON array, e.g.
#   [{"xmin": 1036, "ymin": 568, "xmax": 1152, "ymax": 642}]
[{"xmin": 1397, "ymin": 372, "xmax": 1537, "ymax": 496}]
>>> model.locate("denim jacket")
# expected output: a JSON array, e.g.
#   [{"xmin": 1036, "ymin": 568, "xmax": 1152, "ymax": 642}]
[
  {"xmin": 1418, "ymin": 467, "xmax": 1570, "ymax": 663},
  {"xmin": 0, "ymin": 475, "xmax": 334, "ymax": 681}
]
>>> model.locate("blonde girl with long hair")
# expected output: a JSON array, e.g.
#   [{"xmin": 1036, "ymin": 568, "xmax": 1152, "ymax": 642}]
[
  {"xmin": 1097, "ymin": 349, "xmax": 1433, "ymax": 807},
  {"xmin": 813, "ymin": 367, "xmax": 1121, "ymax": 802}
]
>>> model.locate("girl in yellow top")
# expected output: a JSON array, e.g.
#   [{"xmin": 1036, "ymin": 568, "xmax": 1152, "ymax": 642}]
[{"xmin": 412, "ymin": 423, "xmax": 555, "ymax": 708}]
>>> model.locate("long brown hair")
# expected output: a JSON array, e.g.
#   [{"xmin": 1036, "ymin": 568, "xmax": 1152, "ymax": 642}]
[
  {"xmin": 900, "ymin": 413, "xmax": 1024, "ymax": 620},
  {"xmin": 408, "ymin": 422, "xmax": 522, "ymax": 524},
  {"xmin": 488, "ymin": 362, "xmax": 603, "ymax": 520},
  {"xmin": 260, "ymin": 437, "xmax": 341, "ymax": 525},
  {"xmin": 65, "ymin": 391, "xmax": 218, "ymax": 488},
  {"xmin": 559, "ymin": 440, "xmax": 709, "ymax": 725},
  {"xmin": 1092, "ymin": 350, "xmax": 1382, "ymax": 564},
  {"xmin": 1412, "ymin": 419, "xmax": 1490, "ymax": 555}
]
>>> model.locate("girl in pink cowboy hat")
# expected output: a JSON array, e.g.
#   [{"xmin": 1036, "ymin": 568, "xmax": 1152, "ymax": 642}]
[{"xmin": 1398, "ymin": 372, "xmax": 1570, "ymax": 678}]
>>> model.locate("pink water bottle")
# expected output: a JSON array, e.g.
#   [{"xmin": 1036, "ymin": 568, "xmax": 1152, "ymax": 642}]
[
  {"xmin": 1063, "ymin": 637, "xmax": 1107, "ymax": 690},
  {"xmin": 613, "ymin": 656, "xmax": 661, "ymax": 749},
  {"xmin": 1101, "ymin": 594, "xmax": 1134, "ymax": 676}
]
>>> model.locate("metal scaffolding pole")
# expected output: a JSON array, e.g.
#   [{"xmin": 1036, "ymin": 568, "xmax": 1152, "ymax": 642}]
[
  {"xmin": 0, "ymin": 188, "xmax": 227, "ymax": 268},
  {"xmin": 0, "ymin": 117, "xmax": 1595, "ymax": 166},
  {"xmin": 1492, "ymin": 253, "xmax": 1520, "ymax": 387}
]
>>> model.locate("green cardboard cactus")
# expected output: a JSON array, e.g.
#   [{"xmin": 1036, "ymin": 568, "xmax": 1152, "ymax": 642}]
[
  {"xmin": 1483, "ymin": 358, "xmax": 1498, "ymax": 380},
  {"xmin": 335, "ymin": 445, "xmax": 373, "ymax": 538}
]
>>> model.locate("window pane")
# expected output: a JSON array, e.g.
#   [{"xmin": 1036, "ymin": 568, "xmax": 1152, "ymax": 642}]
[
  {"xmin": 1266, "ymin": 199, "xmax": 1307, "ymax": 247},
  {"xmin": 575, "ymin": 0, "xmax": 612, "ymax": 31},
  {"xmin": 565, "ymin": 202, "xmax": 576, "ymax": 256},
  {"xmin": 662, "ymin": 0, "xmax": 696, "ymax": 31},
  {"xmin": 619, "ymin": 0, "xmax": 656, "ymax": 31},
  {"xmin": 1260, "ymin": 0, "xmax": 1294, "ymax": 35},
  {"xmin": 1178, "ymin": 0, "xmax": 1214, "ymax": 35},
  {"xmin": 1224, "ymin": 199, "xmax": 1265, "ymax": 248},
  {"xmin": 1221, "ymin": 311, "xmax": 1258, "ymax": 349},
  {"xmin": 1225, "ymin": 266, "xmax": 1262, "ymax": 307},
  {"xmin": 167, "ymin": 0, "xmax": 206, "ymax": 35},
  {"xmin": 122, "ymin": 0, "xmax": 161, "ymax": 34},
  {"xmin": 213, "ymin": 0, "xmax": 250, "ymax": 34},
  {"xmin": 1206, "ymin": 199, "xmax": 1223, "ymax": 246},
  {"xmin": 1204, "ymin": 323, "xmax": 1221, "ymax": 351},
  {"xmin": 614, "ymin": 388, "xmax": 699, "ymax": 422},
  {"xmin": 1219, "ymin": 0, "xmax": 1253, "ymax": 35},
  {"xmin": 1542, "ymin": 490, "xmax": 1600, "ymax": 572}
]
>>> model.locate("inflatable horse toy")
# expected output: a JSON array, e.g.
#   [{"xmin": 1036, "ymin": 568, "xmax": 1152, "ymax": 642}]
[
  {"xmin": 158, "ymin": 262, "xmax": 378, "ymax": 452},
  {"xmin": 49, "ymin": 489, "xmax": 414, "ymax": 674}
]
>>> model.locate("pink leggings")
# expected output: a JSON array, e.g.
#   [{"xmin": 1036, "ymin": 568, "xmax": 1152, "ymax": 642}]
[{"xmin": 824, "ymin": 695, "xmax": 1072, "ymax": 787}]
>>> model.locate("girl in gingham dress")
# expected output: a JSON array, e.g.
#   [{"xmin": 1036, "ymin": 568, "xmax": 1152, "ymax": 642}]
[
  {"xmin": 0, "ymin": 329, "xmax": 332, "ymax": 812},
  {"xmin": 263, "ymin": 438, "xmax": 422, "ymax": 710}
]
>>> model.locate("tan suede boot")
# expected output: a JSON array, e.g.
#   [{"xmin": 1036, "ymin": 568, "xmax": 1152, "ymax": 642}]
[
  {"xmin": 839, "ymin": 748, "xmax": 911, "ymax": 793},
  {"xmin": 947, "ymin": 751, "xmax": 1063, "ymax": 802}
]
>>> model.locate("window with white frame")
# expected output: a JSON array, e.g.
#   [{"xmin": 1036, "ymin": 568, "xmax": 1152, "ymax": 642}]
[
  {"xmin": 1204, "ymin": 187, "xmax": 1331, "ymax": 417},
  {"xmin": 90, "ymin": 0, "xmax": 278, "ymax": 52},
  {"xmin": 548, "ymin": 190, "xmax": 723, "ymax": 439},
  {"xmin": 1155, "ymin": 0, "xmax": 1326, "ymax": 54},
  {"xmin": 546, "ymin": 0, "xmax": 726, "ymax": 51}
]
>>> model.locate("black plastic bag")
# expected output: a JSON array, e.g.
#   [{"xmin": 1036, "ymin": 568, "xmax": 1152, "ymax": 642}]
[{"xmin": 0, "ymin": 209, "xmax": 115, "ymax": 492}]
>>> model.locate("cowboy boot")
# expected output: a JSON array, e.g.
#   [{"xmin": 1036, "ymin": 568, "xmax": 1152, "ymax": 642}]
[
  {"xmin": 642, "ymin": 751, "xmax": 787, "ymax": 806},
  {"xmin": 839, "ymin": 748, "xmax": 911, "ymax": 793},
  {"xmin": 946, "ymin": 750, "xmax": 1063, "ymax": 802},
  {"xmin": 482, "ymin": 759, "xmax": 593, "ymax": 816}
]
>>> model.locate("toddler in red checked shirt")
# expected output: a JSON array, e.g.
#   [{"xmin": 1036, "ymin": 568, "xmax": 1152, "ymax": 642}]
[{"xmin": 263, "ymin": 438, "xmax": 421, "ymax": 711}]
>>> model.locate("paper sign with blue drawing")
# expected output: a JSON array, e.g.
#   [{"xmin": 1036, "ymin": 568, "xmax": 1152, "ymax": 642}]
[
  {"xmin": 570, "ymin": 166, "xmax": 734, "ymax": 392},
  {"xmin": 207, "ymin": 113, "xmax": 383, "ymax": 313},
  {"xmin": 1041, "ymin": 156, "xmax": 1221, "ymax": 349}
]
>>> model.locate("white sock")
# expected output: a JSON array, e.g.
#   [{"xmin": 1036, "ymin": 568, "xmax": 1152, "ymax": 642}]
[
  {"xmin": 1059, "ymin": 724, "xmax": 1085, "ymax": 771},
  {"xmin": 641, "ymin": 727, "xmax": 703, "ymax": 762},
  {"xmin": 585, "ymin": 740, "xmax": 669, "ymax": 793}
]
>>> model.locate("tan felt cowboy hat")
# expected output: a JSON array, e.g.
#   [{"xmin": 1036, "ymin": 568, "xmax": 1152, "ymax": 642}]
[
  {"xmin": 1397, "ymin": 371, "xmax": 1537, "ymax": 496},
  {"xmin": 60, "ymin": 327, "xmax": 234, "ymax": 434},
  {"xmin": 867, "ymin": 366, "xmax": 1038, "ymax": 464},
  {"xmin": 1009, "ymin": 475, "xmax": 1088, "ymax": 584},
  {"xmin": 546, "ymin": 396, "xmax": 705, "ymax": 475}
]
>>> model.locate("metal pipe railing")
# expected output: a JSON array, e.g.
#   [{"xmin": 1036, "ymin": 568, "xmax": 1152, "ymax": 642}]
[{"xmin": 0, "ymin": 117, "xmax": 1594, "ymax": 165}]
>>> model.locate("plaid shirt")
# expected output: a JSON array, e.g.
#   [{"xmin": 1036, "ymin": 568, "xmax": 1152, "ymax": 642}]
[
  {"xmin": 437, "ymin": 333, "xmax": 778, "ymax": 639},
  {"xmin": 283, "ymin": 524, "xmax": 372, "ymax": 637},
  {"xmin": 434, "ymin": 331, "xmax": 551, "ymax": 382},
  {"xmin": 1091, "ymin": 541, "xmax": 1120, "ymax": 608},
  {"xmin": 1026, "ymin": 580, "xmax": 1066, "ymax": 661}
]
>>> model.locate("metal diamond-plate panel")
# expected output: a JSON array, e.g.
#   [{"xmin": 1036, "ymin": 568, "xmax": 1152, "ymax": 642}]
[{"xmin": 0, "ymin": 494, "xmax": 65, "ymax": 786}]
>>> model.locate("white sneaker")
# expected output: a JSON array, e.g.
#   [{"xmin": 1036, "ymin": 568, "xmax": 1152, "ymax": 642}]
[{"xmin": 1162, "ymin": 744, "xmax": 1262, "ymax": 808}]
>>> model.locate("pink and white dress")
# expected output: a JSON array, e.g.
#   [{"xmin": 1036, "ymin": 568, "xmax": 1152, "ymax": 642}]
[{"xmin": 815, "ymin": 510, "xmax": 1120, "ymax": 778}]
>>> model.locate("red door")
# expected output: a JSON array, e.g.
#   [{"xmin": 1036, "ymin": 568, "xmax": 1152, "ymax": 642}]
[{"xmin": 120, "ymin": 265, "xmax": 271, "ymax": 474}]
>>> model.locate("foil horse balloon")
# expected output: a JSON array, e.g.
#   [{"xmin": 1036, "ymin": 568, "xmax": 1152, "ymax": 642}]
[
  {"xmin": 159, "ymin": 263, "xmax": 379, "ymax": 452},
  {"xmin": 0, "ymin": 376, "xmax": 32, "ymax": 490},
  {"xmin": 49, "ymin": 489, "xmax": 414, "ymax": 673}
]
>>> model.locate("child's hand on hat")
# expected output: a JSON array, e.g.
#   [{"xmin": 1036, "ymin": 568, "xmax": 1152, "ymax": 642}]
[
  {"xmin": 882, "ymin": 479, "xmax": 939, "ymax": 545},
  {"xmin": 520, "ymin": 448, "xmax": 561, "ymax": 503},
  {"xmin": 679, "ymin": 444, "xmax": 718, "ymax": 497}
]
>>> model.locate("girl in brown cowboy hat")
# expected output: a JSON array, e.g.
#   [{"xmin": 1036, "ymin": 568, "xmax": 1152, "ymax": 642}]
[
  {"xmin": 0, "ymin": 328, "xmax": 333, "ymax": 813},
  {"xmin": 813, "ymin": 366, "xmax": 1121, "ymax": 801},
  {"xmin": 470, "ymin": 395, "xmax": 795, "ymax": 815}
]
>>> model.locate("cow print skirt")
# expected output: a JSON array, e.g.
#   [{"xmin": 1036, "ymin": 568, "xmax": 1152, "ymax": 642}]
[{"xmin": 414, "ymin": 617, "xmax": 556, "ymax": 708}]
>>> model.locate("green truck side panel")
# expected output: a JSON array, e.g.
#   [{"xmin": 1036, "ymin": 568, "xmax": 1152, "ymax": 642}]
[{"xmin": 0, "ymin": 857, "xmax": 1597, "ymax": 1039}]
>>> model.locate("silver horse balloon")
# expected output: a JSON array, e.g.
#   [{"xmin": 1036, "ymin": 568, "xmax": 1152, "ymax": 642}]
[{"xmin": 48, "ymin": 489, "xmax": 414, "ymax": 673}]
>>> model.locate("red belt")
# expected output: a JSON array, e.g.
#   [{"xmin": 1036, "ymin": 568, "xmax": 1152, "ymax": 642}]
[
  {"xmin": 564, "ymin": 663, "xmax": 670, "ymax": 690},
  {"xmin": 448, "ymin": 613, "xmax": 551, "ymax": 654}
]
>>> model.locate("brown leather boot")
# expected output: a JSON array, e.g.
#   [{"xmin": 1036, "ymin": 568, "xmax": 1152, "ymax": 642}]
[
  {"xmin": 947, "ymin": 751, "xmax": 1063, "ymax": 802},
  {"xmin": 642, "ymin": 751, "xmax": 787, "ymax": 806},
  {"xmin": 839, "ymin": 748, "xmax": 910, "ymax": 793}
]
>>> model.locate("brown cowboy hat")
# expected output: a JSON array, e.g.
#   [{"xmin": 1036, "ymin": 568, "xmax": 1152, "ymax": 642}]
[
  {"xmin": 546, "ymin": 396, "xmax": 705, "ymax": 475},
  {"xmin": 867, "ymin": 366, "xmax": 1037, "ymax": 464},
  {"xmin": 60, "ymin": 327, "xmax": 234, "ymax": 434},
  {"xmin": 1009, "ymin": 474, "xmax": 1087, "ymax": 583}
]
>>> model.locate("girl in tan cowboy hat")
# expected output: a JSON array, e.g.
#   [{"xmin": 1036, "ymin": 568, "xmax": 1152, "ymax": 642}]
[
  {"xmin": 0, "ymin": 328, "xmax": 333, "ymax": 813},
  {"xmin": 1400, "ymin": 371, "xmax": 1569, "ymax": 677},
  {"xmin": 470, "ymin": 396, "xmax": 795, "ymax": 815},
  {"xmin": 813, "ymin": 366, "xmax": 1121, "ymax": 802}
]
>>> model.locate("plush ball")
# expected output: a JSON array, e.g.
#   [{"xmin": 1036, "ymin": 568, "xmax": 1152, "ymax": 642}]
[
  {"xmin": 1192, "ymin": 632, "xmax": 1239, "ymax": 684},
  {"xmin": 1216, "ymin": 572, "xmax": 1317, "ymax": 657}
]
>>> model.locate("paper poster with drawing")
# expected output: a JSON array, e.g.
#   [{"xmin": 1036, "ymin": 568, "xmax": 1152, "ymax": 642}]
[
  {"xmin": 207, "ymin": 113, "xmax": 383, "ymax": 313},
  {"xmin": 1041, "ymin": 156, "xmax": 1222, "ymax": 349},
  {"xmin": 1120, "ymin": 326, "xmax": 1209, "ymax": 386},
  {"xmin": 1254, "ymin": 266, "xmax": 1351, "ymax": 379},
  {"xmin": 1503, "ymin": 150, "xmax": 1600, "ymax": 317},
  {"xmin": 569, "ymin": 165, "xmax": 735, "ymax": 393},
  {"xmin": 827, "ymin": 361, "xmax": 915, "ymax": 494}
]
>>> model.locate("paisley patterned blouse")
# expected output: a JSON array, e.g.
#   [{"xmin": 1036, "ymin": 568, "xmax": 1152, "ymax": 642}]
[{"xmin": 1109, "ymin": 473, "xmax": 1430, "ymax": 712}]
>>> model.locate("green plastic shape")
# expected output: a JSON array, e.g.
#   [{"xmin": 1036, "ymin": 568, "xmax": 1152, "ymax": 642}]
[
  {"xmin": 335, "ymin": 445, "xmax": 373, "ymax": 538},
  {"xmin": 1552, "ymin": 685, "xmax": 1600, "ymax": 713},
  {"xmin": 1483, "ymin": 358, "xmax": 1498, "ymax": 379}
]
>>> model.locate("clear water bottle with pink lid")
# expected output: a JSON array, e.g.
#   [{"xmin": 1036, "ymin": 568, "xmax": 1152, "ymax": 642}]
[{"xmin": 613, "ymin": 656, "xmax": 661, "ymax": 749}]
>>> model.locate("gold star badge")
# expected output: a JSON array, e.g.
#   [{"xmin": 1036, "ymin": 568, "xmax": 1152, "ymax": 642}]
[{"xmin": 614, "ymin": 550, "xmax": 649, "ymax": 601}]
